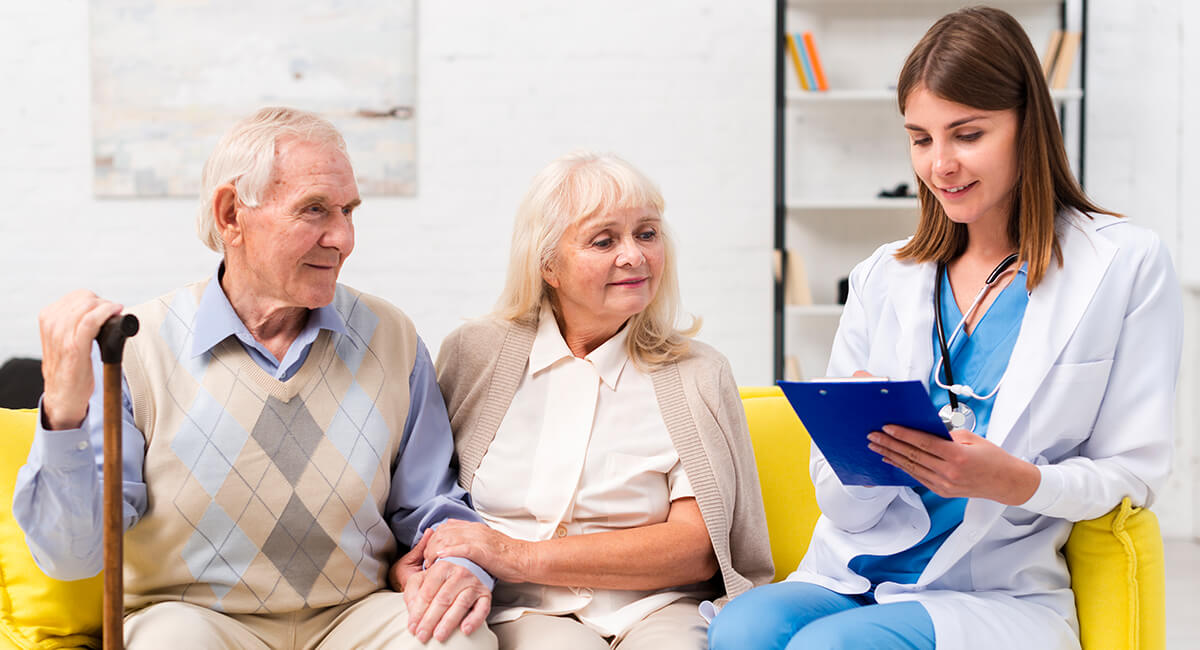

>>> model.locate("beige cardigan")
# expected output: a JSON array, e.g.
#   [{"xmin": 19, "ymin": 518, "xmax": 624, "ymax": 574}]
[{"xmin": 436, "ymin": 314, "xmax": 774, "ymax": 605}]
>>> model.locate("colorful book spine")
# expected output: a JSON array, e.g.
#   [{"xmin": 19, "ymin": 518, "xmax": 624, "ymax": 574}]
[
  {"xmin": 802, "ymin": 31, "xmax": 829, "ymax": 91},
  {"xmin": 785, "ymin": 33, "xmax": 811, "ymax": 91},
  {"xmin": 795, "ymin": 33, "xmax": 818, "ymax": 91}
]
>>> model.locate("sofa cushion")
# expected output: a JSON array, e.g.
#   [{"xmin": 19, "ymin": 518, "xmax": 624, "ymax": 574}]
[
  {"xmin": 739, "ymin": 387, "xmax": 821, "ymax": 582},
  {"xmin": 0, "ymin": 407, "xmax": 102, "ymax": 649},
  {"xmin": 1064, "ymin": 497, "xmax": 1165, "ymax": 650}
]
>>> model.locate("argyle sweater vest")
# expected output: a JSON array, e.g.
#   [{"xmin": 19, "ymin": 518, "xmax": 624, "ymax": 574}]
[{"xmin": 120, "ymin": 280, "xmax": 416, "ymax": 613}]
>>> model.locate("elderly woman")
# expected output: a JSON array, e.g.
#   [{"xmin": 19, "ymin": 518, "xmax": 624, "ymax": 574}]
[{"xmin": 415, "ymin": 152, "xmax": 773, "ymax": 649}]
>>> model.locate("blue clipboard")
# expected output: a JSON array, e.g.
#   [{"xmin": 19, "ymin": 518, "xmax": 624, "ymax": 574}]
[{"xmin": 777, "ymin": 379, "xmax": 951, "ymax": 487}]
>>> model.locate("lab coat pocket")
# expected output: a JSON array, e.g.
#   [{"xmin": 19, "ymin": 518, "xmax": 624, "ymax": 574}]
[{"xmin": 1028, "ymin": 359, "xmax": 1113, "ymax": 458}]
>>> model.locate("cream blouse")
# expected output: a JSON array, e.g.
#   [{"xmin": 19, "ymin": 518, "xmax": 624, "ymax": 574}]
[{"xmin": 470, "ymin": 305, "xmax": 699, "ymax": 637}]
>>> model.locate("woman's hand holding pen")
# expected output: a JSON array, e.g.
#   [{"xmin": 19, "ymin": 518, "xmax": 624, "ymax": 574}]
[{"xmin": 867, "ymin": 425, "xmax": 1041, "ymax": 505}]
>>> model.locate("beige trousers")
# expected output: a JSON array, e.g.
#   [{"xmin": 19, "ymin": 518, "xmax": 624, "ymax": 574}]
[
  {"xmin": 124, "ymin": 591, "xmax": 498, "ymax": 650},
  {"xmin": 490, "ymin": 600, "xmax": 707, "ymax": 650}
]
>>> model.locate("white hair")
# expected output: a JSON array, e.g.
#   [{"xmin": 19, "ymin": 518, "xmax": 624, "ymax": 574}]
[
  {"xmin": 196, "ymin": 107, "xmax": 347, "ymax": 252},
  {"xmin": 495, "ymin": 151, "xmax": 699, "ymax": 366}
]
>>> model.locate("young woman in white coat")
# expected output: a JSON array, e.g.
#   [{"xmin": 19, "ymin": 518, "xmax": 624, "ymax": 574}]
[{"xmin": 709, "ymin": 7, "xmax": 1182, "ymax": 650}]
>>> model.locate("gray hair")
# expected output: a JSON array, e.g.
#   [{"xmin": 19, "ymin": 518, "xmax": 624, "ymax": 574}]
[{"xmin": 196, "ymin": 107, "xmax": 348, "ymax": 252}]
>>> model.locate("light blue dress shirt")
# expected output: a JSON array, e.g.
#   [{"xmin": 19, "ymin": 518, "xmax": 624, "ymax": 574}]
[
  {"xmin": 849, "ymin": 267, "xmax": 1029, "ymax": 589},
  {"xmin": 13, "ymin": 272, "xmax": 492, "ymax": 588}
]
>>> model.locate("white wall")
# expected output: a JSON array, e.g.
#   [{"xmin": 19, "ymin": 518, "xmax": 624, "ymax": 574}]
[
  {"xmin": 0, "ymin": 0, "xmax": 777, "ymax": 383},
  {"xmin": 1086, "ymin": 0, "xmax": 1199, "ymax": 539},
  {"xmin": 0, "ymin": 1, "xmax": 1196, "ymax": 537}
]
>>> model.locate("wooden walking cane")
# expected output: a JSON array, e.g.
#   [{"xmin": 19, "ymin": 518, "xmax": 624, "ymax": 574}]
[{"xmin": 96, "ymin": 314, "xmax": 138, "ymax": 650}]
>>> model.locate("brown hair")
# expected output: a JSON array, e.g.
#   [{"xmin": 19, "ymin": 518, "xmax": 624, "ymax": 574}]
[{"xmin": 894, "ymin": 6, "xmax": 1116, "ymax": 289}]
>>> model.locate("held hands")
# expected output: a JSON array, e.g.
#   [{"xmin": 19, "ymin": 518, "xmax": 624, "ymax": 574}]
[
  {"xmin": 38, "ymin": 291, "xmax": 124, "ymax": 430},
  {"xmin": 388, "ymin": 529, "xmax": 491, "ymax": 643},
  {"xmin": 868, "ymin": 425, "xmax": 1041, "ymax": 505},
  {"xmin": 423, "ymin": 520, "xmax": 534, "ymax": 584}
]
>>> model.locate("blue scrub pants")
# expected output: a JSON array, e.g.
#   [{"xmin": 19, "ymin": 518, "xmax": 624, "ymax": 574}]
[{"xmin": 707, "ymin": 582, "xmax": 936, "ymax": 650}]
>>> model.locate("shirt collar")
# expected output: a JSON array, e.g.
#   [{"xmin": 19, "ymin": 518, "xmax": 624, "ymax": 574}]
[
  {"xmin": 529, "ymin": 302, "xmax": 630, "ymax": 390},
  {"xmin": 190, "ymin": 264, "xmax": 347, "ymax": 358}
]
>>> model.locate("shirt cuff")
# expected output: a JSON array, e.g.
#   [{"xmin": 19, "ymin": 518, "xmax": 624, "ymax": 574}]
[
  {"xmin": 1017, "ymin": 464, "xmax": 1060, "ymax": 514},
  {"xmin": 35, "ymin": 407, "xmax": 96, "ymax": 470},
  {"xmin": 434, "ymin": 557, "xmax": 496, "ymax": 591}
]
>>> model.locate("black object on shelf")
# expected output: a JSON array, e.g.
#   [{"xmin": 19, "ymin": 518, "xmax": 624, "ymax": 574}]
[
  {"xmin": 837, "ymin": 277, "xmax": 849, "ymax": 305},
  {"xmin": 877, "ymin": 183, "xmax": 917, "ymax": 199}
]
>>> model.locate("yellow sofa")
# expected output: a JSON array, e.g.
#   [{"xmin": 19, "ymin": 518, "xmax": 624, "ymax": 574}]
[{"xmin": 0, "ymin": 394, "xmax": 1167, "ymax": 649}]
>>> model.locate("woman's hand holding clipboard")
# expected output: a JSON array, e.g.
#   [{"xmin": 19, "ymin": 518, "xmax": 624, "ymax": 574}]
[{"xmin": 778, "ymin": 373, "xmax": 1041, "ymax": 502}]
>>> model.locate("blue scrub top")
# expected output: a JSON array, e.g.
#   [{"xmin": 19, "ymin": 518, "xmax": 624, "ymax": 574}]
[{"xmin": 849, "ymin": 266, "xmax": 1029, "ymax": 590}]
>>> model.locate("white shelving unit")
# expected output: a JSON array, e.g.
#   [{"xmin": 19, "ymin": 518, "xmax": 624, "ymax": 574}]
[
  {"xmin": 787, "ymin": 198, "xmax": 918, "ymax": 212},
  {"xmin": 773, "ymin": 0, "xmax": 1087, "ymax": 380}
]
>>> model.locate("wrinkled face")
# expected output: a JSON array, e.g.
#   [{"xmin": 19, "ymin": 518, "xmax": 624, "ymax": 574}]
[
  {"xmin": 543, "ymin": 205, "xmax": 665, "ymax": 335},
  {"xmin": 904, "ymin": 86, "xmax": 1021, "ymax": 230},
  {"xmin": 233, "ymin": 138, "xmax": 359, "ymax": 311}
]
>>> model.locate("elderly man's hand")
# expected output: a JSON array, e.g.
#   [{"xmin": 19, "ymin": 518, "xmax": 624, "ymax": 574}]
[
  {"xmin": 38, "ymin": 291, "xmax": 123, "ymax": 430},
  {"xmin": 401, "ymin": 558, "xmax": 491, "ymax": 643},
  {"xmin": 388, "ymin": 528, "xmax": 431, "ymax": 593}
]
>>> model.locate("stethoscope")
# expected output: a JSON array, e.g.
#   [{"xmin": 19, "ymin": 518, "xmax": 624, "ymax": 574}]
[{"xmin": 933, "ymin": 252, "xmax": 1019, "ymax": 432}]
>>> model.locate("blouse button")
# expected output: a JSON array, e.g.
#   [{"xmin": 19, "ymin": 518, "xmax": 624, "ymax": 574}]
[{"xmin": 555, "ymin": 525, "xmax": 568, "ymax": 538}]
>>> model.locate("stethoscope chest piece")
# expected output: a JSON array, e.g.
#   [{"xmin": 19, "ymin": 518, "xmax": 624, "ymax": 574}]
[
  {"xmin": 933, "ymin": 252, "xmax": 1019, "ymax": 434},
  {"xmin": 939, "ymin": 402, "xmax": 976, "ymax": 432}
]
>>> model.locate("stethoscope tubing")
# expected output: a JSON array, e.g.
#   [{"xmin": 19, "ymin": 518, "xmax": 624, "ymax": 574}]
[{"xmin": 934, "ymin": 253, "xmax": 1020, "ymax": 409}]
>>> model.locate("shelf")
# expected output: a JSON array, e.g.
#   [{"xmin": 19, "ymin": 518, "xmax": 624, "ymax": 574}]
[
  {"xmin": 787, "ymin": 304, "xmax": 845, "ymax": 317},
  {"xmin": 787, "ymin": 198, "xmax": 918, "ymax": 212},
  {"xmin": 786, "ymin": 88, "xmax": 1083, "ymax": 105},
  {"xmin": 789, "ymin": 0, "xmax": 1067, "ymax": 5}
]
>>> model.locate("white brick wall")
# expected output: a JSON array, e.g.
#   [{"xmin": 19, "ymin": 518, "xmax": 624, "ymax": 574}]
[{"xmin": 1, "ymin": 1, "xmax": 1196, "ymax": 536}]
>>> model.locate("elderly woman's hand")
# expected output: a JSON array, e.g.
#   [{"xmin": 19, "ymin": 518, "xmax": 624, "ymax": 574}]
[{"xmin": 425, "ymin": 520, "xmax": 535, "ymax": 584}]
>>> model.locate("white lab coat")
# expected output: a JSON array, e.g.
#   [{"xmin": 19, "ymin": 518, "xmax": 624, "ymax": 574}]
[{"xmin": 787, "ymin": 211, "xmax": 1183, "ymax": 649}]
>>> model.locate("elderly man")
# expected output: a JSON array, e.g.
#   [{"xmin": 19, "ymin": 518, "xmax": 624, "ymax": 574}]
[{"xmin": 14, "ymin": 107, "xmax": 496, "ymax": 649}]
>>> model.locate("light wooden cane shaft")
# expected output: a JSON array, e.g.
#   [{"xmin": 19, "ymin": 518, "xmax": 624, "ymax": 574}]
[{"xmin": 102, "ymin": 362, "xmax": 124, "ymax": 650}]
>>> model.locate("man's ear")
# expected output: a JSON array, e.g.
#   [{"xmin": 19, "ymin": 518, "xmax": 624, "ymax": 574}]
[{"xmin": 212, "ymin": 184, "xmax": 244, "ymax": 248}]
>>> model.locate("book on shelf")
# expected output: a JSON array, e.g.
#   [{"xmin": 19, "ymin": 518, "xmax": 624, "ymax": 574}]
[
  {"xmin": 801, "ymin": 32, "xmax": 829, "ymax": 92},
  {"xmin": 1042, "ymin": 29, "xmax": 1063, "ymax": 77},
  {"xmin": 796, "ymin": 33, "xmax": 818, "ymax": 91},
  {"xmin": 1050, "ymin": 31, "xmax": 1081, "ymax": 90},
  {"xmin": 784, "ymin": 355, "xmax": 803, "ymax": 382},
  {"xmin": 785, "ymin": 32, "xmax": 829, "ymax": 92},
  {"xmin": 784, "ymin": 248, "xmax": 814, "ymax": 307},
  {"xmin": 1041, "ymin": 29, "xmax": 1081, "ymax": 90},
  {"xmin": 785, "ymin": 33, "xmax": 811, "ymax": 91}
]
